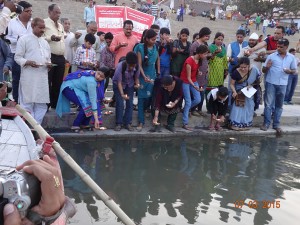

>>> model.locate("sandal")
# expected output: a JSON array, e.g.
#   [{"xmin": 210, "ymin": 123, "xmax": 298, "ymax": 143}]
[
  {"xmin": 215, "ymin": 124, "xmax": 223, "ymax": 131},
  {"xmin": 182, "ymin": 125, "xmax": 194, "ymax": 131},
  {"xmin": 96, "ymin": 126, "xmax": 107, "ymax": 130},
  {"xmin": 104, "ymin": 110, "xmax": 113, "ymax": 115},
  {"xmin": 71, "ymin": 126, "xmax": 81, "ymax": 133},
  {"xmin": 274, "ymin": 127, "xmax": 283, "ymax": 135},
  {"xmin": 208, "ymin": 125, "xmax": 215, "ymax": 131}
]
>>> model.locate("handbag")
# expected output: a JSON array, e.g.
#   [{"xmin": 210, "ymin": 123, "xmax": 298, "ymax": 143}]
[{"xmin": 235, "ymin": 91, "xmax": 246, "ymax": 107}]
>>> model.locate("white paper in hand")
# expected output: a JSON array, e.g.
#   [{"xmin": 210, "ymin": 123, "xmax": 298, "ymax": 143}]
[{"xmin": 241, "ymin": 86, "xmax": 257, "ymax": 98}]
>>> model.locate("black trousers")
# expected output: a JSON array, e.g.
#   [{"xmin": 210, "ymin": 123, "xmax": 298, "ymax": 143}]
[{"xmin": 48, "ymin": 54, "xmax": 65, "ymax": 108}]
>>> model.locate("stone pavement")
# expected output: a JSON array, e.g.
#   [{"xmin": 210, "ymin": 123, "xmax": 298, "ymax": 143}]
[{"xmin": 45, "ymin": 102, "xmax": 300, "ymax": 138}]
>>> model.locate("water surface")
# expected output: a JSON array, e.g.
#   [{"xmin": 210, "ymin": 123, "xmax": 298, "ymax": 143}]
[{"xmin": 56, "ymin": 135, "xmax": 300, "ymax": 225}]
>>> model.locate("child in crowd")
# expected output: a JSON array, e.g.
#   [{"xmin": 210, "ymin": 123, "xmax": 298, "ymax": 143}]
[
  {"xmin": 73, "ymin": 33, "xmax": 97, "ymax": 70},
  {"xmin": 113, "ymin": 52, "xmax": 140, "ymax": 132},
  {"xmin": 158, "ymin": 27, "xmax": 172, "ymax": 78},
  {"xmin": 207, "ymin": 86, "xmax": 229, "ymax": 131}
]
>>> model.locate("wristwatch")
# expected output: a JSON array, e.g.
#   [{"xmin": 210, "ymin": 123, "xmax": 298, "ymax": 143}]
[{"xmin": 27, "ymin": 206, "xmax": 64, "ymax": 225}]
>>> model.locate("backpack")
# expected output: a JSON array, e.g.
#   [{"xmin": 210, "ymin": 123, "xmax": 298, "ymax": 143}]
[{"xmin": 118, "ymin": 56, "xmax": 139, "ymax": 81}]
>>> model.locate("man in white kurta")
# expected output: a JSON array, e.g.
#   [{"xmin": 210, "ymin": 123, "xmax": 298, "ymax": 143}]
[{"xmin": 15, "ymin": 18, "xmax": 51, "ymax": 124}]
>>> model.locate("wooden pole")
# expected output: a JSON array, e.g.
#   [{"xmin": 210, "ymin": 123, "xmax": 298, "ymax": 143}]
[{"xmin": 15, "ymin": 105, "xmax": 136, "ymax": 225}]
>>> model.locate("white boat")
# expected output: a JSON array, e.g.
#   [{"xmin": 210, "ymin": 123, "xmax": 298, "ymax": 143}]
[{"xmin": 0, "ymin": 112, "xmax": 38, "ymax": 174}]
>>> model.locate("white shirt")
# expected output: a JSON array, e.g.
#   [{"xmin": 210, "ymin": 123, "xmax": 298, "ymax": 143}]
[
  {"xmin": 14, "ymin": 33, "xmax": 50, "ymax": 103},
  {"xmin": 6, "ymin": 16, "xmax": 32, "ymax": 53},
  {"xmin": 69, "ymin": 29, "xmax": 101, "ymax": 60},
  {"xmin": 227, "ymin": 43, "xmax": 244, "ymax": 58},
  {"xmin": 263, "ymin": 19, "xmax": 269, "ymax": 27},
  {"xmin": 0, "ymin": 7, "xmax": 11, "ymax": 35},
  {"xmin": 64, "ymin": 31, "xmax": 75, "ymax": 63},
  {"xmin": 155, "ymin": 18, "xmax": 171, "ymax": 33},
  {"xmin": 237, "ymin": 45, "xmax": 266, "ymax": 71}
]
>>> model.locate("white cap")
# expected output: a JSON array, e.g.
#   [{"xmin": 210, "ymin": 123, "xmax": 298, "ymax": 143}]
[{"xmin": 249, "ymin": 33, "xmax": 259, "ymax": 40}]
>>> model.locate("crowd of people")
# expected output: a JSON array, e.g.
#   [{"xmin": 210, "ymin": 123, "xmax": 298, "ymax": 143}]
[{"xmin": 0, "ymin": 0, "xmax": 299, "ymax": 135}]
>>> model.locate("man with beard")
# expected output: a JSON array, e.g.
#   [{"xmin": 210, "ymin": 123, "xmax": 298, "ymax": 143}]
[
  {"xmin": 238, "ymin": 32, "xmax": 265, "ymax": 114},
  {"xmin": 248, "ymin": 25, "xmax": 285, "ymax": 55},
  {"xmin": 238, "ymin": 32, "xmax": 266, "ymax": 71}
]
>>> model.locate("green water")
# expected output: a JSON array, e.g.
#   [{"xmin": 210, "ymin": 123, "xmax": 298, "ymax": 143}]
[{"xmin": 56, "ymin": 135, "xmax": 300, "ymax": 225}]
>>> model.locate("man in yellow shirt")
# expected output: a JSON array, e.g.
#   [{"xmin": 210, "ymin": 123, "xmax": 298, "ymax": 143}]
[{"xmin": 44, "ymin": 4, "xmax": 65, "ymax": 109}]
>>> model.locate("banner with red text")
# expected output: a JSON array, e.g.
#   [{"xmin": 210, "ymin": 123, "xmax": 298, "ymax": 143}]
[
  {"xmin": 94, "ymin": 6, "xmax": 125, "ymax": 34},
  {"xmin": 94, "ymin": 6, "xmax": 155, "ymax": 40}
]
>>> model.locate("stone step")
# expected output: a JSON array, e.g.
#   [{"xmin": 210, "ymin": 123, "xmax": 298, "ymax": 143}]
[{"xmin": 42, "ymin": 102, "xmax": 300, "ymax": 129}]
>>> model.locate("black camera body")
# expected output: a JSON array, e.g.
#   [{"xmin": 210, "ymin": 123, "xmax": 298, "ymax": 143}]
[{"xmin": 0, "ymin": 170, "xmax": 41, "ymax": 225}]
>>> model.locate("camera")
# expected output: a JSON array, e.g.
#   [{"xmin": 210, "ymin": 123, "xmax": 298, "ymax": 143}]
[
  {"xmin": 0, "ymin": 170, "xmax": 41, "ymax": 225},
  {"xmin": 0, "ymin": 82, "xmax": 12, "ymax": 93}
]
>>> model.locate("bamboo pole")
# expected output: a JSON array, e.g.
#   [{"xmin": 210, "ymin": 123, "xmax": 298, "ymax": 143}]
[{"xmin": 16, "ymin": 105, "xmax": 136, "ymax": 225}]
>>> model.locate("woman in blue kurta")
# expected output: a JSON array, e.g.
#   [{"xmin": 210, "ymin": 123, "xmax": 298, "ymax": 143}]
[
  {"xmin": 56, "ymin": 67, "xmax": 109, "ymax": 131},
  {"xmin": 228, "ymin": 57, "xmax": 260, "ymax": 131},
  {"xmin": 134, "ymin": 29, "xmax": 160, "ymax": 131}
]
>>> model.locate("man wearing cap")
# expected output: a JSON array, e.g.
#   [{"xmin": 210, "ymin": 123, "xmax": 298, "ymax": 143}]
[
  {"xmin": 238, "ymin": 32, "xmax": 266, "ymax": 71},
  {"xmin": 112, "ymin": 51, "xmax": 140, "ymax": 132}
]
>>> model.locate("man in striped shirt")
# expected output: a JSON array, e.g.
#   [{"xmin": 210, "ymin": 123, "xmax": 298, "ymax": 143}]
[{"xmin": 150, "ymin": 1, "xmax": 159, "ymax": 19}]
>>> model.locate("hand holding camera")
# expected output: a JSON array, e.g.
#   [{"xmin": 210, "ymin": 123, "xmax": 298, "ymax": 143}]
[{"xmin": 1, "ymin": 155, "xmax": 65, "ymax": 225}]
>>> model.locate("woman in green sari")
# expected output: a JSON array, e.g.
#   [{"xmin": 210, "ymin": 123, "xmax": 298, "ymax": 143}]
[{"xmin": 207, "ymin": 32, "xmax": 228, "ymax": 96}]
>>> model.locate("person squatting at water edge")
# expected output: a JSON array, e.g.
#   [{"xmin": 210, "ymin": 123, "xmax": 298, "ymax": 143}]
[
  {"xmin": 206, "ymin": 86, "xmax": 229, "ymax": 131},
  {"xmin": 56, "ymin": 66, "xmax": 110, "ymax": 133},
  {"xmin": 2, "ymin": 155, "xmax": 76, "ymax": 225},
  {"xmin": 151, "ymin": 75, "xmax": 183, "ymax": 133}
]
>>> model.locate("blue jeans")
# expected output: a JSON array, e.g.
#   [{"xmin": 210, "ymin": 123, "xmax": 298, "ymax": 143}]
[
  {"xmin": 182, "ymin": 82, "xmax": 201, "ymax": 125},
  {"xmin": 62, "ymin": 87, "xmax": 91, "ymax": 126},
  {"xmin": 138, "ymin": 97, "xmax": 151, "ymax": 125},
  {"xmin": 263, "ymin": 82, "xmax": 286, "ymax": 128},
  {"xmin": 113, "ymin": 83, "xmax": 134, "ymax": 126},
  {"xmin": 284, "ymin": 75, "xmax": 298, "ymax": 102},
  {"xmin": 160, "ymin": 66, "xmax": 170, "ymax": 78}
]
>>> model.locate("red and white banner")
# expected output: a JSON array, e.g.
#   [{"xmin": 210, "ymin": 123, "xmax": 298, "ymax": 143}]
[
  {"xmin": 94, "ymin": 6, "xmax": 125, "ymax": 34},
  {"xmin": 94, "ymin": 6, "xmax": 155, "ymax": 40}
]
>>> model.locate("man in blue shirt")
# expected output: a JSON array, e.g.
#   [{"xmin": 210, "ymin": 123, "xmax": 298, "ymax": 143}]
[
  {"xmin": 260, "ymin": 38, "xmax": 297, "ymax": 134},
  {"xmin": 84, "ymin": 0, "xmax": 95, "ymax": 26}
]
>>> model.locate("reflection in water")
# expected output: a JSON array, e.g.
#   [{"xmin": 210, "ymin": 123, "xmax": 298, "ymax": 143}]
[{"xmin": 57, "ymin": 135, "xmax": 300, "ymax": 225}]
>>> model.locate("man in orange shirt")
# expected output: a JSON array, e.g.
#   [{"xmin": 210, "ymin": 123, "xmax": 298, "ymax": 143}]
[{"xmin": 109, "ymin": 20, "xmax": 139, "ymax": 67}]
